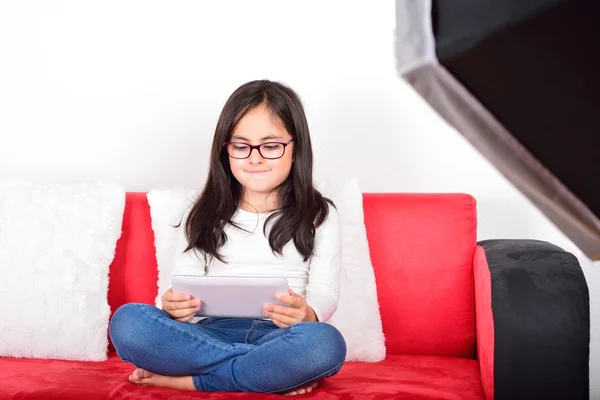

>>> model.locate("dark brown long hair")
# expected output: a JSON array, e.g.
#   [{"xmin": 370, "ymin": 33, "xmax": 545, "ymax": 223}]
[{"xmin": 181, "ymin": 79, "xmax": 334, "ymax": 264}]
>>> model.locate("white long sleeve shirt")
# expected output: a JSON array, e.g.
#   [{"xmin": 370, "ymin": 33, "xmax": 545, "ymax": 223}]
[{"xmin": 171, "ymin": 205, "xmax": 342, "ymax": 322}]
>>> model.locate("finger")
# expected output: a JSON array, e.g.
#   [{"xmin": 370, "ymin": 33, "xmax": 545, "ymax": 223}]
[
  {"xmin": 267, "ymin": 311, "xmax": 297, "ymax": 327},
  {"xmin": 170, "ymin": 306, "xmax": 200, "ymax": 318},
  {"xmin": 265, "ymin": 304, "xmax": 298, "ymax": 318},
  {"xmin": 172, "ymin": 298, "xmax": 201, "ymax": 310},
  {"xmin": 268, "ymin": 313, "xmax": 292, "ymax": 329},
  {"xmin": 174, "ymin": 310, "xmax": 198, "ymax": 322},
  {"xmin": 275, "ymin": 293, "xmax": 302, "ymax": 307},
  {"xmin": 164, "ymin": 298, "xmax": 201, "ymax": 311},
  {"xmin": 169, "ymin": 292, "xmax": 193, "ymax": 302},
  {"xmin": 172, "ymin": 306, "xmax": 199, "ymax": 317},
  {"xmin": 175, "ymin": 315, "xmax": 195, "ymax": 323},
  {"xmin": 271, "ymin": 319, "xmax": 289, "ymax": 329}
]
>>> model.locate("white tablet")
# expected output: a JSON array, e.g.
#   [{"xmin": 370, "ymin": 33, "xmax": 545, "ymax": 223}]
[{"xmin": 171, "ymin": 275, "xmax": 290, "ymax": 319}]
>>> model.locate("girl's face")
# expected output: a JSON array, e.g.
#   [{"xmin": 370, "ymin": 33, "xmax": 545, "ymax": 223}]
[{"xmin": 227, "ymin": 105, "xmax": 294, "ymax": 201}]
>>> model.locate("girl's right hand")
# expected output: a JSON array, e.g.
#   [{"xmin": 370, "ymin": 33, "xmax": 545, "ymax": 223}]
[{"xmin": 161, "ymin": 288, "xmax": 202, "ymax": 322}]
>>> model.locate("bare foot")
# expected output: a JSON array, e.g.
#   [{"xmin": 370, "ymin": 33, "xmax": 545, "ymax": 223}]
[
  {"xmin": 129, "ymin": 368, "xmax": 195, "ymax": 390},
  {"xmin": 283, "ymin": 381, "xmax": 319, "ymax": 396}
]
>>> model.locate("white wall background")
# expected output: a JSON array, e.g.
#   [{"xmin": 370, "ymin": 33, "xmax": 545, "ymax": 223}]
[{"xmin": 0, "ymin": 0, "xmax": 597, "ymax": 395}]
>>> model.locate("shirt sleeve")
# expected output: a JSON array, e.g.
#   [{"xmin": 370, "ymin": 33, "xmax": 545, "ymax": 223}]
[{"xmin": 304, "ymin": 204, "xmax": 342, "ymax": 323}]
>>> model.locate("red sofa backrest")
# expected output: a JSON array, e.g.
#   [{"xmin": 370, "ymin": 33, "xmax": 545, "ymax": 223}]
[
  {"xmin": 107, "ymin": 192, "xmax": 477, "ymax": 358},
  {"xmin": 363, "ymin": 193, "xmax": 477, "ymax": 359}
]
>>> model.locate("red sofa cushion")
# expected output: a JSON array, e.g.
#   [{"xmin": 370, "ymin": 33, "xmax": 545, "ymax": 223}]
[
  {"xmin": 106, "ymin": 193, "xmax": 159, "ymax": 351},
  {"xmin": 0, "ymin": 353, "xmax": 484, "ymax": 399},
  {"xmin": 363, "ymin": 193, "xmax": 477, "ymax": 358}
]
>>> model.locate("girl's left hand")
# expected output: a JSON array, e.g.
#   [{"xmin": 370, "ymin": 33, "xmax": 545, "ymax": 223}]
[{"xmin": 264, "ymin": 289, "xmax": 317, "ymax": 328}]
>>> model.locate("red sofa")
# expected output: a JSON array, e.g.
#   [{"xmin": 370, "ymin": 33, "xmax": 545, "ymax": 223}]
[{"xmin": 0, "ymin": 192, "xmax": 589, "ymax": 399}]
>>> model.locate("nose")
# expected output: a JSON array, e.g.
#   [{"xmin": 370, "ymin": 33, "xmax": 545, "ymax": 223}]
[{"xmin": 248, "ymin": 147, "xmax": 264, "ymax": 164}]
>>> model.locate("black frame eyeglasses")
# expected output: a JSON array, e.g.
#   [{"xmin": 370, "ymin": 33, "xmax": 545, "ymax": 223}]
[{"xmin": 222, "ymin": 138, "xmax": 294, "ymax": 160}]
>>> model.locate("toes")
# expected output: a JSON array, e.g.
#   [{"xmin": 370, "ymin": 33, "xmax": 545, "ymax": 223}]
[
  {"xmin": 129, "ymin": 368, "xmax": 152, "ymax": 385},
  {"xmin": 131, "ymin": 377, "xmax": 151, "ymax": 386},
  {"xmin": 283, "ymin": 381, "xmax": 321, "ymax": 396},
  {"xmin": 129, "ymin": 375, "xmax": 142, "ymax": 385},
  {"xmin": 138, "ymin": 368, "xmax": 151, "ymax": 379}
]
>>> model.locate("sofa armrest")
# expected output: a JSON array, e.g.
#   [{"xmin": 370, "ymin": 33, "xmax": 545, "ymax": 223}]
[{"xmin": 474, "ymin": 239, "xmax": 589, "ymax": 400}]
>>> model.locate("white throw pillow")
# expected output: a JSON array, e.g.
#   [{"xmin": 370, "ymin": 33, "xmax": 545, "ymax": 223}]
[
  {"xmin": 147, "ymin": 189, "xmax": 199, "ymax": 309},
  {"xmin": 0, "ymin": 180, "xmax": 125, "ymax": 361},
  {"xmin": 147, "ymin": 178, "xmax": 386, "ymax": 362},
  {"xmin": 317, "ymin": 178, "xmax": 386, "ymax": 362}
]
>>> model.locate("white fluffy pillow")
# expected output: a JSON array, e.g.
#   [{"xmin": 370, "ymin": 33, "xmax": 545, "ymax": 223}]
[
  {"xmin": 318, "ymin": 178, "xmax": 386, "ymax": 362},
  {"xmin": 0, "ymin": 180, "xmax": 125, "ymax": 361},
  {"xmin": 147, "ymin": 178, "xmax": 386, "ymax": 362},
  {"xmin": 147, "ymin": 189, "xmax": 199, "ymax": 309}
]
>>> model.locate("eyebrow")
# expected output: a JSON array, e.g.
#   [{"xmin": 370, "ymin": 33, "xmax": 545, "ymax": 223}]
[{"xmin": 231, "ymin": 134, "xmax": 284, "ymax": 142}]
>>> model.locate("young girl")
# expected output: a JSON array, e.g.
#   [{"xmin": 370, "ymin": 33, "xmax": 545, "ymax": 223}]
[{"xmin": 109, "ymin": 80, "xmax": 346, "ymax": 395}]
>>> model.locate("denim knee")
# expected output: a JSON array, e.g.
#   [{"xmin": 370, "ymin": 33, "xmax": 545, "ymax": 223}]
[
  {"xmin": 298, "ymin": 322, "xmax": 347, "ymax": 375},
  {"xmin": 109, "ymin": 303, "xmax": 157, "ymax": 361}
]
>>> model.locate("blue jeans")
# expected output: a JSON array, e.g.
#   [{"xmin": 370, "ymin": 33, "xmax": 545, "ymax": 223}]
[{"xmin": 109, "ymin": 303, "xmax": 347, "ymax": 393}]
